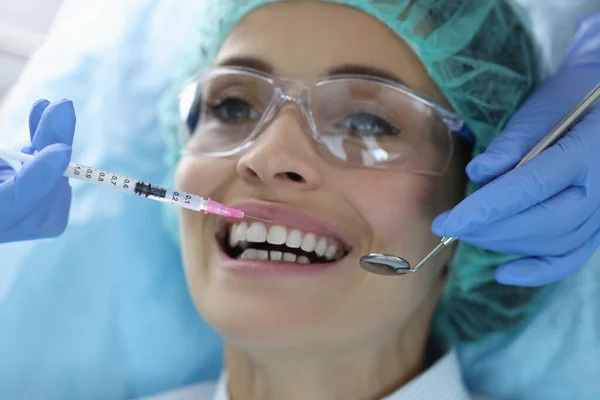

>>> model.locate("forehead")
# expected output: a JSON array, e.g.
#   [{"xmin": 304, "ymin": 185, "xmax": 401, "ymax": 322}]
[{"xmin": 214, "ymin": 1, "xmax": 441, "ymax": 100}]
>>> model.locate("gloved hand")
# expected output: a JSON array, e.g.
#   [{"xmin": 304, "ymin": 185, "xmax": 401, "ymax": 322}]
[
  {"xmin": 0, "ymin": 99, "xmax": 76, "ymax": 243},
  {"xmin": 433, "ymin": 13, "xmax": 600, "ymax": 287}
]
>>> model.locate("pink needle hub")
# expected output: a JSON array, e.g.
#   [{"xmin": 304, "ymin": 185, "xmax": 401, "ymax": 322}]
[{"xmin": 204, "ymin": 198, "xmax": 271, "ymax": 223}]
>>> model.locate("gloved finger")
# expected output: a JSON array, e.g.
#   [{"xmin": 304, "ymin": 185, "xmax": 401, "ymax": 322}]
[
  {"xmin": 0, "ymin": 144, "xmax": 72, "ymax": 222},
  {"xmin": 0, "ymin": 181, "xmax": 72, "ymax": 240},
  {"xmin": 432, "ymin": 210, "xmax": 450, "ymax": 237},
  {"xmin": 467, "ymin": 77, "xmax": 597, "ymax": 185},
  {"xmin": 442, "ymin": 138, "xmax": 586, "ymax": 237},
  {"xmin": 494, "ymin": 227, "xmax": 600, "ymax": 287},
  {"xmin": 28, "ymin": 99, "xmax": 51, "ymax": 141},
  {"xmin": 0, "ymin": 157, "xmax": 15, "ymax": 181},
  {"xmin": 20, "ymin": 145, "xmax": 34, "ymax": 156},
  {"xmin": 39, "ymin": 183, "xmax": 71, "ymax": 238},
  {"xmin": 467, "ymin": 133, "xmax": 541, "ymax": 186},
  {"xmin": 459, "ymin": 205, "xmax": 600, "ymax": 257},
  {"xmin": 31, "ymin": 99, "xmax": 76, "ymax": 150},
  {"xmin": 455, "ymin": 187, "xmax": 600, "ymax": 256}
]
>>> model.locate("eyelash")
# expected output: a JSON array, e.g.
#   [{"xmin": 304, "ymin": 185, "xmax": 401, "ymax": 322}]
[
  {"xmin": 207, "ymin": 97, "xmax": 261, "ymax": 124},
  {"xmin": 335, "ymin": 112, "xmax": 401, "ymax": 137}
]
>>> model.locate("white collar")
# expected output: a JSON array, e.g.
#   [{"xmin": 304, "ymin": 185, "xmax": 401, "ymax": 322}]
[{"xmin": 209, "ymin": 350, "xmax": 470, "ymax": 400}]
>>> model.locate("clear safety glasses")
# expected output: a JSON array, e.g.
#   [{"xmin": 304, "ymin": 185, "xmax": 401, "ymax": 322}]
[{"xmin": 178, "ymin": 67, "xmax": 464, "ymax": 175}]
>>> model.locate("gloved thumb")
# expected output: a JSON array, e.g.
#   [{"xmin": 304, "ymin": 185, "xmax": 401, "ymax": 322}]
[{"xmin": 10, "ymin": 144, "xmax": 72, "ymax": 210}]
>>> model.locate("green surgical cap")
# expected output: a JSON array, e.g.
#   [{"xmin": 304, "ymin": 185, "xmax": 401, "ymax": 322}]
[{"xmin": 159, "ymin": 0, "xmax": 552, "ymax": 342}]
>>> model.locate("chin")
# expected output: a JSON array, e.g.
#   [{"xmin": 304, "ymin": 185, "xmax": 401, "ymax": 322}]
[
  {"xmin": 184, "ymin": 244, "xmax": 367, "ymax": 348},
  {"xmin": 194, "ymin": 274, "xmax": 337, "ymax": 347}
]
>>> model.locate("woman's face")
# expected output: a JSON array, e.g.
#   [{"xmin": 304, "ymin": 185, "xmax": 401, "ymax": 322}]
[{"xmin": 176, "ymin": 1, "xmax": 467, "ymax": 348}]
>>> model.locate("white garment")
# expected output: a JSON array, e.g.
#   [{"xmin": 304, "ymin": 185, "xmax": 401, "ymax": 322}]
[{"xmin": 143, "ymin": 350, "xmax": 481, "ymax": 400}]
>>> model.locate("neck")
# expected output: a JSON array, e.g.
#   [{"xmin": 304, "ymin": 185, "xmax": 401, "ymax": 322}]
[
  {"xmin": 225, "ymin": 282, "xmax": 442, "ymax": 400},
  {"xmin": 227, "ymin": 337, "xmax": 423, "ymax": 400}
]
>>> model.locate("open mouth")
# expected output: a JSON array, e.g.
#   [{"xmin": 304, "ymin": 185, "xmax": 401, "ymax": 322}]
[{"xmin": 217, "ymin": 221, "xmax": 350, "ymax": 265}]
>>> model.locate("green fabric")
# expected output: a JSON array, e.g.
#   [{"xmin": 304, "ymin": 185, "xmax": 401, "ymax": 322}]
[{"xmin": 159, "ymin": 0, "xmax": 552, "ymax": 342}]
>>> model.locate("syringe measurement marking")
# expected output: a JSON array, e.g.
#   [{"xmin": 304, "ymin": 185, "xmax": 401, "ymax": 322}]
[
  {"xmin": 66, "ymin": 164, "xmax": 199, "ymax": 210},
  {"xmin": 71, "ymin": 164, "xmax": 132, "ymax": 191},
  {"xmin": 136, "ymin": 185, "xmax": 197, "ymax": 209}
]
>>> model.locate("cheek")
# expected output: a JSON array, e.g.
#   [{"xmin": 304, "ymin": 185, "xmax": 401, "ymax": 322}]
[
  {"xmin": 344, "ymin": 174, "xmax": 445, "ymax": 331},
  {"xmin": 345, "ymin": 171, "xmax": 444, "ymax": 281},
  {"xmin": 353, "ymin": 174, "xmax": 435, "ymax": 249},
  {"xmin": 175, "ymin": 157, "xmax": 235, "ymax": 264},
  {"xmin": 176, "ymin": 158, "xmax": 223, "ymax": 195}
]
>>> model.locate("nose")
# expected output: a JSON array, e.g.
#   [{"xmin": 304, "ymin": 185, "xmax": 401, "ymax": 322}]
[{"xmin": 236, "ymin": 108, "xmax": 324, "ymax": 190}]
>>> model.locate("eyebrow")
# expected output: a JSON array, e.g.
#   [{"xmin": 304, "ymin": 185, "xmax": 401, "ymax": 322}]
[
  {"xmin": 217, "ymin": 56, "xmax": 273, "ymax": 73},
  {"xmin": 327, "ymin": 64, "xmax": 408, "ymax": 86},
  {"xmin": 217, "ymin": 57, "xmax": 407, "ymax": 86}
]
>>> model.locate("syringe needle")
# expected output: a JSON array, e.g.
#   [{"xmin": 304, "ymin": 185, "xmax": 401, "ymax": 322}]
[{"xmin": 245, "ymin": 215, "xmax": 272, "ymax": 224}]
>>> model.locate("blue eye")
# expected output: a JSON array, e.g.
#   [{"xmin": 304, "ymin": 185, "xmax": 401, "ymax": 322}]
[
  {"xmin": 209, "ymin": 97, "xmax": 261, "ymax": 124},
  {"xmin": 336, "ymin": 112, "xmax": 400, "ymax": 137}
]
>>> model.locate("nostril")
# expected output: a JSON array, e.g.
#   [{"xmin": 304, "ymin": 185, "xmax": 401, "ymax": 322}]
[
  {"xmin": 274, "ymin": 171, "xmax": 304, "ymax": 183},
  {"xmin": 286, "ymin": 172, "xmax": 304, "ymax": 182},
  {"xmin": 245, "ymin": 168, "xmax": 259, "ymax": 178}
]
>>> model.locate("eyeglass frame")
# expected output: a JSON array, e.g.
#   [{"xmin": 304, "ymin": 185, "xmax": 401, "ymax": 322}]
[{"xmin": 177, "ymin": 66, "xmax": 465, "ymax": 175}]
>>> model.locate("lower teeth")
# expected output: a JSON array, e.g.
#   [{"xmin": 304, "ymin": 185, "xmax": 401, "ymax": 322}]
[{"xmin": 238, "ymin": 249, "xmax": 317, "ymax": 264}]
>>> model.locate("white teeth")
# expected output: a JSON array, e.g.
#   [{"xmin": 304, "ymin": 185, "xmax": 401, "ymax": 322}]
[
  {"xmin": 237, "ymin": 249, "xmax": 327, "ymax": 263},
  {"xmin": 296, "ymin": 256, "xmax": 310, "ymax": 264},
  {"xmin": 229, "ymin": 224, "xmax": 239, "ymax": 247},
  {"xmin": 300, "ymin": 233, "xmax": 316, "ymax": 252},
  {"xmin": 315, "ymin": 238, "xmax": 327, "ymax": 257},
  {"xmin": 247, "ymin": 222, "xmax": 267, "ymax": 243},
  {"xmin": 325, "ymin": 244, "xmax": 337, "ymax": 260},
  {"xmin": 257, "ymin": 250, "xmax": 269, "ymax": 260},
  {"xmin": 267, "ymin": 225, "xmax": 287, "ymax": 245},
  {"xmin": 226, "ymin": 222, "xmax": 346, "ymax": 263},
  {"xmin": 240, "ymin": 248, "xmax": 258, "ymax": 260},
  {"xmin": 235, "ymin": 222, "xmax": 248, "ymax": 244},
  {"xmin": 286, "ymin": 229, "xmax": 303, "ymax": 248},
  {"xmin": 283, "ymin": 252, "xmax": 297, "ymax": 262}
]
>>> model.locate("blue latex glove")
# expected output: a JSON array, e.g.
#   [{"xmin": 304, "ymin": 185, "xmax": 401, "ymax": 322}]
[
  {"xmin": 433, "ymin": 13, "xmax": 600, "ymax": 287},
  {"xmin": 0, "ymin": 99, "xmax": 75, "ymax": 243}
]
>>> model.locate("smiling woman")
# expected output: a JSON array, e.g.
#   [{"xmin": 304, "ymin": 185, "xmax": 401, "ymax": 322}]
[{"xmin": 155, "ymin": 1, "xmax": 548, "ymax": 399}]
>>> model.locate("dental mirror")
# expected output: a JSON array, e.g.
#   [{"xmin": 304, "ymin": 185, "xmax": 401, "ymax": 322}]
[{"xmin": 359, "ymin": 253, "xmax": 412, "ymax": 275}]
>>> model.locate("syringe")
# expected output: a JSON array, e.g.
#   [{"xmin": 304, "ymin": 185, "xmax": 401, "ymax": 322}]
[{"xmin": 0, "ymin": 147, "xmax": 270, "ymax": 222}]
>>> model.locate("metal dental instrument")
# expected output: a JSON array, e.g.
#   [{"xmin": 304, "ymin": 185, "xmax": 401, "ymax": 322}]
[
  {"xmin": 0, "ymin": 148, "xmax": 270, "ymax": 223},
  {"xmin": 360, "ymin": 83, "xmax": 600, "ymax": 276}
]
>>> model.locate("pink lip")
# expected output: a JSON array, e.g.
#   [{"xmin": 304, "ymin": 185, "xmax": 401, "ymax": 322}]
[{"xmin": 218, "ymin": 202, "xmax": 352, "ymax": 249}]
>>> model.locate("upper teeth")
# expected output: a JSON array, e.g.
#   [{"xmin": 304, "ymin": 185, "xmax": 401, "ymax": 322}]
[{"xmin": 228, "ymin": 222, "xmax": 342, "ymax": 262}]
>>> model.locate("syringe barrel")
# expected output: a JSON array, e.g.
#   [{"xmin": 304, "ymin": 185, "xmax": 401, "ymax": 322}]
[
  {"xmin": 63, "ymin": 163, "xmax": 204, "ymax": 212},
  {"xmin": 63, "ymin": 163, "xmax": 136, "ymax": 195},
  {"xmin": 0, "ymin": 147, "xmax": 211, "ymax": 213}
]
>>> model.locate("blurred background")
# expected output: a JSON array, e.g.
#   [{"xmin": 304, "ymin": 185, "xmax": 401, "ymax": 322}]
[{"xmin": 0, "ymin": 0, "xmax": 63, "ymax": 102}]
